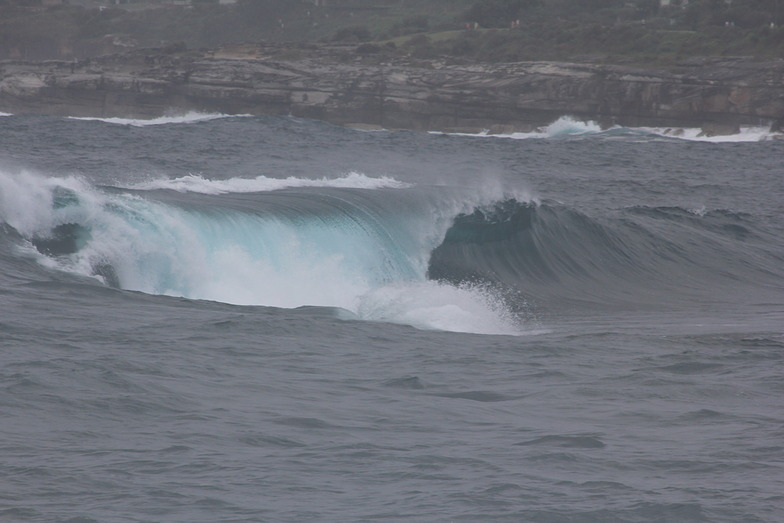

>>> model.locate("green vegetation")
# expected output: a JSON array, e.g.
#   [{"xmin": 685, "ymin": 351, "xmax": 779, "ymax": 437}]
[
  {"xmin": 0, "ymin": 0, "xmax": 782, "ymax": 64},
  {"xmin": 387, "ymin": 0, "xmax": 784, "ymax": 65}
]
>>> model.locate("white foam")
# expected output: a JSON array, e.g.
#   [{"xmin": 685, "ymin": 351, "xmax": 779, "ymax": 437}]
[
  {"xmin": 0, "ymin": 112, "xmax": 12, "ymax": 117},
  {"xmin": 436, "ymin": 116, "xmax": 607, "ymax": 140},
  {"xmin": 356, "ymin": 281, "xmax": 523, "ymax": 335},
  {"xmin": 437, "ymin": 115, "xmax": 781, "ymax": 143},
  {"xmin": 68, "ymin": 111, "xmax": 250, "ymax": 127},
  {"xmin": 125, "ymin": 172, "xmax": 411, "ymax": 194},
  {"xmin": 0, "ymin": 170, "xmax": 96, "ymax": 237},
  {"xmin": 540, "ymin": 116, "xmax": 604, "ymax": 137},
  {"xmin": 643, "ymin": 126, "xmax": 779, "ymax": 143},
  {"xmin": 688, "ymin": 205, "xmax": 708, "ymax": 217}
]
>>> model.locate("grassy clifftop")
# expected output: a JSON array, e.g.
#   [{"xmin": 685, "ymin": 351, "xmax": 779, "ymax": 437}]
[{"xmin": 1, "ymin": 0, "xmax": 782, "ymax": 65}]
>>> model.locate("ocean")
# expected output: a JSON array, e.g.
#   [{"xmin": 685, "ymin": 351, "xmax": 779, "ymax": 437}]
[{"xmin": 1, "ymin": 112, "xmax": 782, "ymax": 522}]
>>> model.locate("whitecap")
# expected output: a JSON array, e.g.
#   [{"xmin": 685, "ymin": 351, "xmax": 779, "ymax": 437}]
[
  {"xmin": 642, "ymin": 126, "xmax": 779, "ymax": 143},
  {"xmin": 124, "ymin": 172, "xmax": 411, "ymax": 194},
  {"xmin": 68, "ymin": 111, "xmax": 251, "ymax": 127}
]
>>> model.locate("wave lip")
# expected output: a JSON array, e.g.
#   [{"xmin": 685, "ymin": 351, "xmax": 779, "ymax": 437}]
[
  {"xmin": 123, "ymin": 172, "xmax": 411, "ymax": 194},
  {"xmin": 67, "ymin": 111, "xmax": 250, "ymax": 127}
]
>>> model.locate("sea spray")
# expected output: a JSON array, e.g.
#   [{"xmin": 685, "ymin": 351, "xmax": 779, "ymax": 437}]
[
  {"xmin": 356, "ymin": 280, "xmax": 523, "ymax": 335},
  {"xmin": 0, "ymin": 169, "xmax": 528, "ymax": 334}
]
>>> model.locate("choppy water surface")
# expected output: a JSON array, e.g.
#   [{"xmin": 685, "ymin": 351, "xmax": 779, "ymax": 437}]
[{"xmin": 1, "ymin": 113, "xmax": 783, "ymax": 522}]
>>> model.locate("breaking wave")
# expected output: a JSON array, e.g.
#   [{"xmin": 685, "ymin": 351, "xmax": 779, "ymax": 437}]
[
  {"xmin": 124, "ymin": 172, "xmax": 410, "ymax": 194},
  {"xmin": 68, "ymin": 112, "xmax": 251, "ymax": 127},
  {"xmin": 0, "ymin": 170, "xmax": 522, "ymax": 335},
  {"xmin": 447, "ymin": 116, "xmax": 782, "ymax": 142},
  {"xmin": 2, "ymin": 168, "xmax": 780, "ymax": 333}
]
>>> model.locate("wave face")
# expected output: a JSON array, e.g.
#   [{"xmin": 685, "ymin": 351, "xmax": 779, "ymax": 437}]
[
  {"xmin": 428, "ymin": 198, "xmax": 784, "ymax": 309},
  {"xmin": 0, "ymin": 170, "xmax": 522, "ymax": 335}
]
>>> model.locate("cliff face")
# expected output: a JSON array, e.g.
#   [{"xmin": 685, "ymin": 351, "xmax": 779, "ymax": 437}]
[{"xmin": 1, "ymin": 46, "xmax": 783, "ymax": 133}]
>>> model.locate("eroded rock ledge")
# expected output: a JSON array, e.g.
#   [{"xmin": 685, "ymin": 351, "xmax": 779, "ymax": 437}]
[{"xmin": 1, "ymin": 44, "xmax": 783, "ymax": 134}]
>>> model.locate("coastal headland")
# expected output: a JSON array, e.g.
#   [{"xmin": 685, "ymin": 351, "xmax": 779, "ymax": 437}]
[{"xmin": 2, "ymin": 43, "xmax": 783, "ymax": 134}]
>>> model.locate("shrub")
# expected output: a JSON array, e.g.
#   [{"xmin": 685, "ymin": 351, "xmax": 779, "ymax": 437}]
[
  {"xmin": 332, "ymin": 25, "xmax": 372, "ymax": 42},
  {"xmin": 463, "ymin": 0, "xmax": 542, "ymax": 28}
]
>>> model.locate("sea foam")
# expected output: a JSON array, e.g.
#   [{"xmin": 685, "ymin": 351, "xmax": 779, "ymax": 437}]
[
  {"xmin": 442, "ymin": 115, "xmax": 781, "ymax": 142},
  {"xmin": 642, "ymin": 126, "xmax": 779, "ymax": 142},
  {"xmin": 356, "ymin": 281, "xmax": 523, "ymax": 336},
  {"xmin": 68, "ymin": 112, "xmax": 250, "ymax": 127},
  {"xmin": 124, "ymin": 172, "xmax": 410, "ymax": 194}
]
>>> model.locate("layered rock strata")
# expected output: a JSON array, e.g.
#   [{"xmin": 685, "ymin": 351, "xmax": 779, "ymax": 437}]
[{"xmin": 1, "ymin": 45, "xmax": 782, "ymax": 133}]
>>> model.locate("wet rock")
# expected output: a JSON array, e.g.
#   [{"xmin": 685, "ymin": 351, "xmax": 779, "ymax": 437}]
[{"xmin": 699, "ymin": 122, "xmax": 742, "ymax": 137}]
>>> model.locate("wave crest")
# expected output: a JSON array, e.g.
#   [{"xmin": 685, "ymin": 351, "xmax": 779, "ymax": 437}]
[
  {"xmin": 443, "ymin": 116, "xmax": 781, "ymax": 142},
  {"xmin": 123, "ymin": 172, "xmax": 410, "ymax": 194},
  {"xmin": 68, "ymin": 112, "xmax": 250, "ymax": 127}
]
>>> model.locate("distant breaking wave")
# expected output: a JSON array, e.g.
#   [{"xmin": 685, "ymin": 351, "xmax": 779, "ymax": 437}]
[
  {"xmin": 442, "ymin": 116, "xmax": 782, "ymax": 142},
  {"xmin": 39, "ymin": 111, "xmax": 784, "ymax": 140},
  {"xmin": 642, "ymin": 125, "xmax": 778, "ymax": 142},
  {"xmin": 125, "ymin": 172, "xmax": 411, "ymax": 194},
  {"xmin": 68, "ymin": 112, "xmax": 251, "ymax": 127}
]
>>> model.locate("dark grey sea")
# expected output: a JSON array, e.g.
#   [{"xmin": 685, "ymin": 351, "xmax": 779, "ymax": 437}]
[{"xmin": 1, "ymin": 113, "xmax": 782, "ymax": 522}]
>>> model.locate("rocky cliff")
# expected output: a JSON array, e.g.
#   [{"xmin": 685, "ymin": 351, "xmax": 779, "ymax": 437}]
[{"xmin": 1, "ymin": 44, "xmax": 783, "ymax": 134}]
